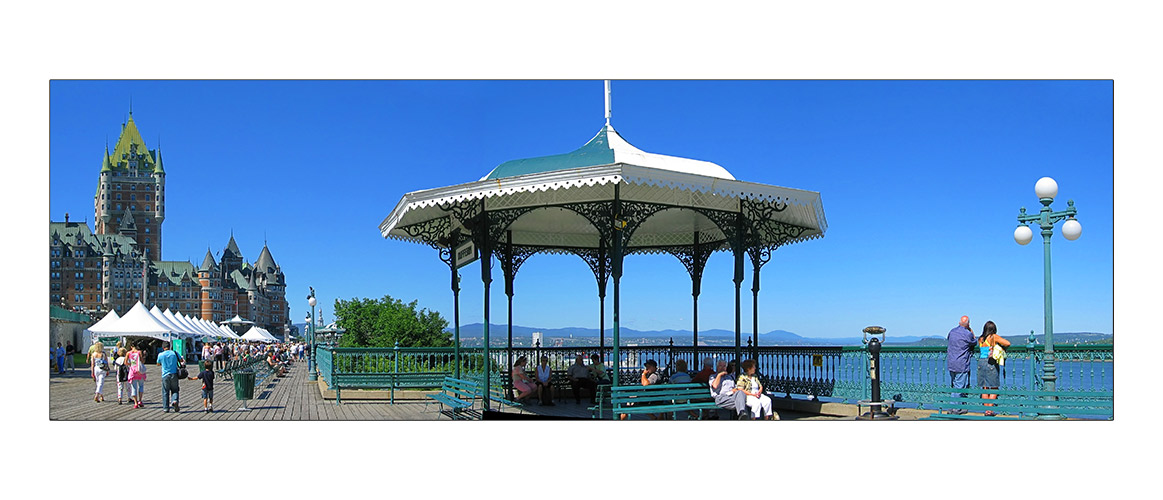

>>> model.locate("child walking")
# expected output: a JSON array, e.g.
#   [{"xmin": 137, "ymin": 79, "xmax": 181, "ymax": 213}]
[{"xmin": 190, "ymin": 362, "xmax": 216, "ymax": 413}]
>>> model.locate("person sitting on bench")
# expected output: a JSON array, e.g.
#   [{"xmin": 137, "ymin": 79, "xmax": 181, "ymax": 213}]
[{"xmin": 567, "ymin": 355, "xmax": 597, "ymax": 404}]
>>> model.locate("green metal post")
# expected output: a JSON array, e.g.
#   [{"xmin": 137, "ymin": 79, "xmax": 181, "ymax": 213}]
[
  {"xmin": 1018, "ymin": 193, "xmax": 1079, "ymax": 420},
  {"xmin": 733, "ymin": 213, "xmax": 744, "ymax": 375},
  {"xmin": 1027, "ymin": 330, "xmax": 1037, "ymax": 389},
  {"xmin": 480, "ymin": 202, "xmax": 492, "ymax": 410},
  {"xmin": 1039, "ymin": 204, "xmax": 1058, "ymax": 397},
  {"xmin": 612, "ymin": 184, "xmax": 622, "ymax": 388},
  {"xmin": 308, "ymin": 303, "xmax": 317, "ymax": 381},
  {"xmin": 451, "ymin": 241, "xmax": 461, "ymax": 379},
  {"xmin": 392, "ymin": 341, "xmax": 399, "ymax": 404}
]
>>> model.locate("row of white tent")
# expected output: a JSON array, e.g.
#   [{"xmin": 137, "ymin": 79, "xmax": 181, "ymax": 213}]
[{"xmin": 85, "ymin": 301, "xmax": 280, "ymax": 343}]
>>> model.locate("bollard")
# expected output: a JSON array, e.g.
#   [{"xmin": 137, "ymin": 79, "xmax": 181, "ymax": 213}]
[{"xmin": 857, "ymin": 326, "xmax": 898, "ymax": 420}]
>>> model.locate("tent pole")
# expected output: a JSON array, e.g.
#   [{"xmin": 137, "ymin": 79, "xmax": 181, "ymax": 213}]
[{"xmin": 612, "ymin": 184, "xmax": 622, "ymax": 389}]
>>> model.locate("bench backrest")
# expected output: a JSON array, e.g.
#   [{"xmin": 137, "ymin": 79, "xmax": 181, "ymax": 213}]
[
  {"xmin": 441, "ymin": 377, "xmax": 480, "ymax": 400},
  {"xmin": 611, "ymin": 383, "xmax": 713, "ymax": 405}
]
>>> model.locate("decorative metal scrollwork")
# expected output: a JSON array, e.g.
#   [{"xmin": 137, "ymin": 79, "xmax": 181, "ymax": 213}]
[
  {"xmin": 499, "ymin": 243, "xmax": 541, "ymax": 295},
  {"xmin": 617, "ymin": 201, "xmax": 670, "ymax": 247},
  {"xmin": 399, "ymin": 216, "xmax": 451, "ymax": 251},
  {"xmin": 560, "ymin": 201, "xmax": 615, "ymax": 247},
  {"xmin": 571, "ymin": 247, "xmax": 611, "ymax": 296},
  {"xmin": 441, "ymin": 199, "xmax": 483, "ymax": 230},
  {"xmin": 487, "ymin": 207, "xmax": 539, "ymax": 243}
]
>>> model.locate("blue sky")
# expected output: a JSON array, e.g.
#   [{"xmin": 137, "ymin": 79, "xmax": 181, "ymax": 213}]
[{"xmin": 48, "ymin": 80, "xmax": 1113, "ymax": 339}]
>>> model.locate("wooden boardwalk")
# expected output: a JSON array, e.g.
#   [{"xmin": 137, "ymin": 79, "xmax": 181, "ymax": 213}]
[{"xmin": 48, "ymin": 360, "xmax": 853, "ymax": 421}]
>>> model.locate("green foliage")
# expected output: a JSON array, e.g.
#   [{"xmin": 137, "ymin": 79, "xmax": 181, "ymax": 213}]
[{"xmin": 333, "ymin": 295, "xmax": 452, "ymax": 348}]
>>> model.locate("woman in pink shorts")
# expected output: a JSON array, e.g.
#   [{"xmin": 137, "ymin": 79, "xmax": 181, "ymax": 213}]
[{"xmin": 511, "ymin": 356, "xmax": 537, "ymax": 402}]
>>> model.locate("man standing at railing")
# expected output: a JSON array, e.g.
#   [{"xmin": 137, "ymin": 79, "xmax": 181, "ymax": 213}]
[{"xmin": 946, "ymin": 315, "xmax": 976, "ymax": 415}]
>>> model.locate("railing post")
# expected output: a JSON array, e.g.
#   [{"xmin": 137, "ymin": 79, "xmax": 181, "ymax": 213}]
[
  {"xmin": 1027, "ymin": 330, "xmax": 1037, "ymax": 390},
  {"xmin": 668, "ymin": 337, "xmax": 674, "ymax": 375},
  {"xmin": 392, "ymin": 341, "xmax": 400, "ymax": 404}
]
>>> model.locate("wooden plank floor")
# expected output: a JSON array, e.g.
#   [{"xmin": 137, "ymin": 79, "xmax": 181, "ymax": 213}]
[
  {"xmin": 49, "ymin": 361, "xmax": 602, "ymax": 421},
  {"xmin": 49, "ymin": 362, "xmax": 842, "ymax": 420}
]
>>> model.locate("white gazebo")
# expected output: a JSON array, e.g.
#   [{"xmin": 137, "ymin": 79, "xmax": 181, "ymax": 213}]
[{"xmin": 378, "ymin": 83, "xmax": 827, "ymax": 408}]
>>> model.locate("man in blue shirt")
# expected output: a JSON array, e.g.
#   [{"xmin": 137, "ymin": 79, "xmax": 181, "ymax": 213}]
[
  {"xmin": 946, "ymin": 315, "xmax": 976, "ymax": 414},
  {"xmin": 157, "ymin": 342, "xmax": 182, "ymax": 413}
]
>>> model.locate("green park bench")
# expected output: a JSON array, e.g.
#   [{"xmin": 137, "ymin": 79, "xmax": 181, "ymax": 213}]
[
  {"xmin": 922, "ymin": 388, "xmax": 1113, "ymax": 420},
  {"xmin": 473, "ymin": 373, "xmax": 522, "ymax": 410},
  {"xmin": 611, "ymin": 382, "xmax": 719, "ymax": 420},
  {"xmin": 333, "ymin": 371, "xmax": 447, "ymax": 405},
  {"xmin": 588, "ymin": 384, "xmax": 614, "ymax": 419},
  {"xmin": 425, "ymin": 377, "xmax": 480, "ymax": 420}
]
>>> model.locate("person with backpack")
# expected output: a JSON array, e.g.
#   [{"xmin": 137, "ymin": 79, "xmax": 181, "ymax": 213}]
[
  {"xmin": 126, "ymin": 344, "xmax": 147, "ymax": 409},
  {"xmin": 977, "ymin": 321, "xmax": 1011, "ymax": 417},
  {"xmin": 91, "ymin": 347, "xmax": 109, "ymax": 402},
  {"xmin": 114, "ymin": 348, "xmax": 130, "ymax": 405}
]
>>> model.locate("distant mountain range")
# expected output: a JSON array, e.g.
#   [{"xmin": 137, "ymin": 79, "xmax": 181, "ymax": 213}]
[{"xmin": 445, "ymin": 323, "xmax": 1110, "ymax": 346}]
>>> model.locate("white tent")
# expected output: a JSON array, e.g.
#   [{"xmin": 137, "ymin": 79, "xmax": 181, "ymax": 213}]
[
  {"xmin": 85, "ymin": 309, "xmax": 121, "ymax": 338},
  {"xmin": 84, "ymin": 302, "xmax": 178, "ymax": 340},
  {"xmin": 163, "ymin": 310, "xmax": 195, "ymax": 337},
  {"xmin": 179, "ymin": 313, "xmax": 221, "ymax": 340},
  {"xmin": 217, "ymin": 325, "xmax": 241, "ymax": 339},
  {"xmin": 151, "ymin": 305, "xmax": 193, "ymax": 338},
  {"xmin": 241, "ymin": 326, "xmax": 277, "ymax": 343}
]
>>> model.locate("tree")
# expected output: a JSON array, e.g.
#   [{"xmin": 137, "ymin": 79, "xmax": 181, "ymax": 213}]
[{"xmin": 333, "ymin": 295, "xmax": 451, "ymax": 348}]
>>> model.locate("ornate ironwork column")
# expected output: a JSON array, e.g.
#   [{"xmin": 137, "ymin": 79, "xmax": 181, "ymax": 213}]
[
  {"xmin": 733, "ymin": 211, "xmax": 745, "ymax": 374},
  {"xmin": 611, "ymin": 185, "xmax": 623, "ymax": 388},
  {"xmin": 500, "ymin": 230, "xmax": 537, "ymax": 375},
  {"xmin": 477, "ymin": 200, "xmax": 493, "ymax": 410},
  {"xmin": 663, "ymin": 231, "xmax": 713, "ymax": 362}
]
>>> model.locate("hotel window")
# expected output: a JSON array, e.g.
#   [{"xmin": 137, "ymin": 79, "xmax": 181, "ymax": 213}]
[{"xmin": 116, "ymin": 193, "xmax": 121, "ymax": 200}]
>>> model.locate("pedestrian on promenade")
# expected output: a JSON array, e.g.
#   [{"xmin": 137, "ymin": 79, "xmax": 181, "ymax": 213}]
[
  {"xmin": 511, "ymin": 356, "xmax": 538, "ymax": 403},
  {"xmin": 535, "ymin": 356, "xmax": 556, "ymax": 406},
  {"xmin": 65, "ymin": 341, "xmax": 77, "ymax": 373},
  {"xmin": 189, "ymin": 360, "xmax": 215, "ymax": 413},
  {"xmin": 55, "ymin": 342, "xmax": 66, "ymax": 375},
  {"xmin": 201, "ymin": 343, "xmax": 211, "ymax": 367},
  {"xmin": 567, "ymin": 354, "xmax": 596, "ymax": 404},
  {"xmin": 946, "ymin": 315, "xmax": 977, "ymax": 415},
  {"xmin": 157, "ymin": 342, "xmax": 183, "ymax": 413},
  {"xmin": 213, "ymin": 343, "xmax": 223, "ymax": 370},
  {"xmin": 114, "ymin": 348, "xmax": 129, "ymax": 405},
  {"xmin": 91, "ymin": 348, "xmax": 108, "ymax": 402},
  {"xmin": 737, "ymin": 359, "xmax": 775, "ymax": 420},
  {"xmin": 977, "ymin": 321, "xmax": 1011, "ymax": 416},
  {"xmin": 126, "ymin": 344, "xmax": 147, "ymax": 408},
  {"xmin": 87, "ymin": 341, "xmax": 105, "ymax": 372}
]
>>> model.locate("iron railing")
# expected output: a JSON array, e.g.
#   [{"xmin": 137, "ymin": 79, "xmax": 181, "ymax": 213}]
[{"xmin": 314, "ymin": 340, "xmax": 1113, "ymax": 408}]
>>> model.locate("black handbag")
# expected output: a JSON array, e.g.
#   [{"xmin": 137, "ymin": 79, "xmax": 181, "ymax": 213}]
[{"xmin": 176, "ymin": 361, "xmax": 189, "ymax": 379}]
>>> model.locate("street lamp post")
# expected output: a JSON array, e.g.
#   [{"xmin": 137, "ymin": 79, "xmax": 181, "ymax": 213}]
[
  {"xmin": 1014, "ymin": 177, "xmax": 1081, "ymax": 418},
  {"xmin": 307, "ymin": 289, "xmax": 318, "ymax": 381}
]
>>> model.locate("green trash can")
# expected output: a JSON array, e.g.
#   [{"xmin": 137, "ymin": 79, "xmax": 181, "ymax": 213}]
[{"xmin": 234, "ymin": 370, "xmax": 256, "ymax": 411}]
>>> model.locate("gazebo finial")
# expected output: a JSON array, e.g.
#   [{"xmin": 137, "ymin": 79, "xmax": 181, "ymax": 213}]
[{"xmin": 604, "ymin": 80, "xmax": 612, "ymax": 127}]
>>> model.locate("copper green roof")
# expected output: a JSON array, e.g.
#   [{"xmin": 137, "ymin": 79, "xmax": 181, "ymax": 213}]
[
  {"xmin": 224, "ymin": 235, "xmax": 242, "ymax": 259},
  {"xmin": 107, "ymin": 114, "xmax": 158, "ymax": 173},
  {"xmin": 152, "ymin": 260, "xmax": 197, "ymax": 285},
  {"xmin": 199, "ymin": 249, "xmax": 218, "ymax": 272},
  {"xmin": 483, "ymin": 128, "xmax": 615, "ymax": 180},
  {"xmin": 254, "ymin": 245, "xmax": 277, "ymax": 274},
  {"xmin": 50, "ymin": 221, "xmax": 137, "ymax": 258}
]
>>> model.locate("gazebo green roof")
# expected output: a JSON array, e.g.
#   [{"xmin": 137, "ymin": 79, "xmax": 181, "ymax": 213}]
[
  {"xmin": 481, "ymin": 124, "xmax": 735, "ymax": 181},
  {"xmin": 483, "ymin": 128, "xmax": 616, "ymax": 180}
]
